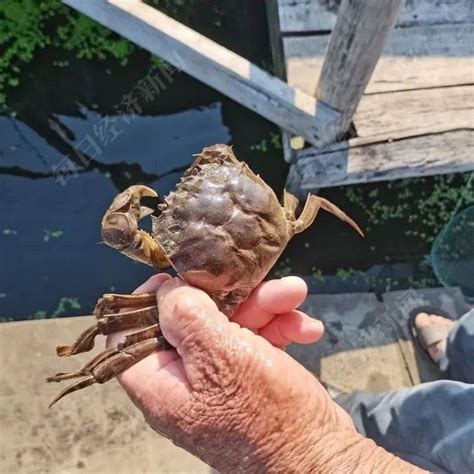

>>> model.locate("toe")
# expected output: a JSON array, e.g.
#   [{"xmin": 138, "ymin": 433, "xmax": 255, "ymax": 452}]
[
  {"xmin": 414, "ymin": 312, "xmax": 452, "ymax": 363},
  {"xmin": 415, "ymin": 312, "xmax": 430, "ymax": 328},
  {"xmin": 430, "ymin": 314, "xmax": 454, "ymax": 327}
]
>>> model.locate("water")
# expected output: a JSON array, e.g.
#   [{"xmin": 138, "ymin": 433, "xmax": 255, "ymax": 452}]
[
  {"xmin": 0, "ymin": 1, "xmax": 468, "ymax": 320},
  {"xmin": 0, "ymin": 16, "xmax": 291, "ymax": 320}
]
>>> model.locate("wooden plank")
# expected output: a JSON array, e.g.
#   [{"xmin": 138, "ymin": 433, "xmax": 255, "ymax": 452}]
[
  {"xmin": 278, "ymin": 0, "xmax": 336, "ymax": 33},
  {"xmin": 265, "ymin": 0, "xmax": 295, "ymax": 163},
  {"xmin": 316, "ymin": 0, "xmax": 404, "ymax": 135},
  {"xmin": 265, "ymin": 0, "xmax": 287, "ymax": 80},
  {"xmin": 285, "ymin": 23, "xmax": 474, "ymax": 96},
  {"xmin": 287, "ymin": 130, "xmax": 474, "ymax": 190},
  {"xmin": 278, "ymin": 0, "xmax": 474, "ymax": 33},
  {"xmin": 63, "ymin": 0, "xmax": 341, "ymax": 148},
  {"xmin": 354, "ymin": 85, "xmax": 474, "ymax": 140},
  {"xmin": 281, "ymin": 130, "xmax": 295, "ymax": 163}
]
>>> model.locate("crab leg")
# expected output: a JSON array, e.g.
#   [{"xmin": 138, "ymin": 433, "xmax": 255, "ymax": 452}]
[
  {"xmin": 292, "ymin": 194, "xmax": 364, "ymax": 237},
  {"xmin": 318, "ymin": 196, "xmax": 364, "ymax": 237},
  {"xmin": 283, "ymin": 190, "xmax": 299, "ymax": 215},
  {"xmin": 56, "ymin": 325, "xmax": 100, "ymax": 357},
  {"xmin": 48, "ymin": 324, "xmax": 162, "ymax": 382},
  {"xmin": 96, "ymin": 292, "xmax": 157, "ymax": 313},
  {"xmin": 56, "ymin": 293, "xmax": 158, "ymax": 357},
  {"xmin": 48, "ymin": 335, "xmax": 164, "ymax": 407}
]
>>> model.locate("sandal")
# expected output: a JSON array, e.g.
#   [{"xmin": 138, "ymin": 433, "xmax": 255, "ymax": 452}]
[{"xmin": 408, "ymin": 307, "xmax": 453, "ymax": 371}]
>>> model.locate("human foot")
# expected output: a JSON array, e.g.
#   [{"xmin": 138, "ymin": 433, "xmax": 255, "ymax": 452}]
[{"xmin": 414, "ymin": 312, "xmax": 455, "ymax": 364}]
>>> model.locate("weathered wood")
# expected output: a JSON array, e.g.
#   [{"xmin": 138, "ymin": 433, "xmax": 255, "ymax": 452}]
[
  {"xmin": 316, "ymin": 0, "xmax": 404, "ymax": 136},
  {"xmin": 63, "ymin": 0, "xmax": 341, "ymax": 148},
  {"xmin": 272, "ymin": 0, "xmax": 474, "ymax": 182},
  {"xmin": 287, "ymin": 130, "xmax": 474, "ymax": 190},
  {"xmin": 265, "ymin": 0, "xmax": 287, "ymax": 80},
  {"xmin": 281, "ymin": 131, "xmax": 295, "ymax": 163},
  {"xmin": 285, "ymin": 23, "xmax": 474, "ymax": 96},
  {"xmin": 278, "ymin": 0, "xmax": 335, "ymax": 33},
  {"xmin": 355, "ymin": 85, "xmax": 474, "ymax": 141},
  {"xmin": 278, "ymin": 0, "xmax": 474, "ymax": 33},
  {"xmin": 265, "ymin": 0, "xmax": 295, "ymax": 163}
]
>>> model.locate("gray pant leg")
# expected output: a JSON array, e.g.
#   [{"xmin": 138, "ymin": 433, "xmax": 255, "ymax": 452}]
[
  {"xmin": 336, "ymin": 311, "xmax": 474, "ymax": 472},
  {"xmin": 445, "ymin": 309, "xmax": 474, "ymax": 383},
  {"xmin": 336, "ymin": 381, "xmax": 474, "ymax": 472}
]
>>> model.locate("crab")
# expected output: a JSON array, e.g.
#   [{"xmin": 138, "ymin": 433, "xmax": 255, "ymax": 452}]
[{"xmin": 47, "ymin": 144, "xmax": 362, "ymax": 406}]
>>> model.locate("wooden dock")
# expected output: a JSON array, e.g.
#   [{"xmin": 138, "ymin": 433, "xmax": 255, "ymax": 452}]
[
  {"xmin": 63, "ymin": 0, "xmax": 339, "ymax": 149},
  {"xmin": 63, "ymin": 0, "xmax": 474, "ymax": 192},
  {"xmin": 267, "ymin": 0, "xmax": 474, "ymax": 191}
]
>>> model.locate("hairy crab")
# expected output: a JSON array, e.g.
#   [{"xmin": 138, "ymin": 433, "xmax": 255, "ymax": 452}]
[{"xmin": 47, "ymin": 144, "xmax": 362, "ymax": 405}]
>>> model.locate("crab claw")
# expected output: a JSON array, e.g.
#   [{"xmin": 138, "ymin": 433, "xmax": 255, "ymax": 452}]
[
  {"xmin": 101, "ymin": 185, "xmax": 158, "ymax": 249},
  {"xmin": 101, "ymin": 185, "xmax": 170, "ymax": 268}
]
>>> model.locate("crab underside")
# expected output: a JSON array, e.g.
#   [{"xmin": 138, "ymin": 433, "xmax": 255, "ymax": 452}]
[{"xmin": 47, "ymin": 144, "xmax": 362, "ymax": 406}]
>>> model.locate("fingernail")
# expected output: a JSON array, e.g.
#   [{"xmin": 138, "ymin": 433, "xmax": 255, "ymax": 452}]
[
  {"xmin": 280, "ymin": 275, "xmax": 306, "ymax": 287},
  {"xmin": 307, "ymin": 318, "xmax": 324, "ymax": 332}
]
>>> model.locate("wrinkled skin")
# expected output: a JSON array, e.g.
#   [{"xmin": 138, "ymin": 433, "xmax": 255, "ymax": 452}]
[
  {"xmin": 122, "ymin": 276, "xmax": 354, "ymax": 472},
  {"xmin": 108, "ymin": 274, "xmax": 421, "ymax": 473},
  {"xmin": 47, "ymin": 144, "xmax": 363, "ymax": 405}
]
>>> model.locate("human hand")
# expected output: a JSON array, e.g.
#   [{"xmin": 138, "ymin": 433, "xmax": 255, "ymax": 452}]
[{"xmin": 109, "ymin": 274, "xmax": 420, "ymax": 473}]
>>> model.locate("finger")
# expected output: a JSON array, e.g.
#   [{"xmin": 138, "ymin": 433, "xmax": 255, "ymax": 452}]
[
  {"xmin": 133, "ymin": 272, "xmax": 172, "ymax": 294},
  {"xmin": 117, "ymin": 348, "xmax": 190, "ymax": 420},
  {"xmin": 157, "ymin": 278, "xmax": 227, "ymax": 354},
  {"xmin": 256, "ymin": 277, "xmax": 308, "ymax": 313},
  {"xmin": 118, "ymin": 348, "xmax": 183, "ymax": 394},
  {"xmin": 107, "ymin": 275, "xmax": 189, "ymax": 416},
  {"xmin": 259, "ymin": 310, "xmax": 324, "ymax": 347},
  {"xmin": 231, "ymin": 276, "xmax": 307, "ymax": 329}
]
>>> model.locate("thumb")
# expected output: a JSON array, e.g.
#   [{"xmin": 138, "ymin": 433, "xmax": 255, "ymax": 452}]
[{"xmin": 157, "ymin": 278, "xmax": 230, "ymax": 358}]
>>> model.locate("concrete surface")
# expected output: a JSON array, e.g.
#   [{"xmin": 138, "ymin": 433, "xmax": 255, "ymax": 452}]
[
  {"xmin": 288, "ymin": 293, "xmax": 413, "ymax": 392},
  {"xmin": 1, "ymin": 287, "xmax": 469, "ymax": 473},
  {"xmin": 0, "ymin": 318, "xmax": 211, "ymax": 474},
  {"xmin": 289, "ymin": 287, "xmax": 469, "ymax": 392}
]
